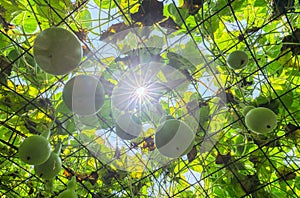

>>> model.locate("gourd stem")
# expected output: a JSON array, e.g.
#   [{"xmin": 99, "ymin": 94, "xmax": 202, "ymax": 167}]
[
  {"xmin": 41, "ymin": 130, "xmax": 51, "ymax": 139},
  {"xmin": 45, "ymin": 178, "xmax": 54, "ymax": 193},
  {"xmin": 53, "ymin": 143, "xmax": 62, "ymax": 154},
  {"xmin": 67, "ymin": 176, "xmax": 76, "ymax": 190}
]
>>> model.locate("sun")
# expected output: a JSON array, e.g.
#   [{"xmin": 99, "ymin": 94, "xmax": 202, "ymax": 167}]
[
  {"xmin": 111, "ymin": 63, "xmax": 168, "ymax": 113},
  {"xmin": 135, "ymin": 86, "xmax": 146, "ymax": 98}
]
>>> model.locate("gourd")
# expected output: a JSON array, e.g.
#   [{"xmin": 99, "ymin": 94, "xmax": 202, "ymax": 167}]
[
  {"xmin": 18, "ymin": 130, "xmax": 51, "ymax": 165},
  {"xmin": 34, "ymin": 143, "xmax": 62, "ymax": 180},
  {"xmin": 245, "ymin": 107, "xmax": 277, "ymax": 134},
  {"xmin": 62, "ymin": 75, "xmax": 105, "ymax": 116},
  {"xmin": 115, "ymin": 113, "xmax": 143, "ymax": 140},
  {"xmin": 57, "ymin": 176, "xmax": 78, "ymax": 198},
  {"xmin": 154, "ymin": 119, "xmax": 195, "ymax": 158},
  {"xmin": 227, "ymin": 50, "xmax": 249, "ymax": 70},
  {"xmin": 33, "ymin": 27, "xmax": 82, "ymax": 75}
]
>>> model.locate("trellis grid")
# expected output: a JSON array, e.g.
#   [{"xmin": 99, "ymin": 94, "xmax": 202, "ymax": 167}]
[{"xmin": 0, "ymin": 0, "xmax": 299, "ymax": 197}]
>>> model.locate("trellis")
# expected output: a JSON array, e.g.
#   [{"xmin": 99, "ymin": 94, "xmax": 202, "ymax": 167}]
[{"xmin": 0, "ymin": 0, "xmax": 299, "ymax": 197}]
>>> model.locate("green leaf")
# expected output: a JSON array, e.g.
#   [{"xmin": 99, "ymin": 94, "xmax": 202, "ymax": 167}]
[
  {"xmin": 11, "ymin": 11, "xmax": 38, "ymax": 33},
  {"xmin": 0, "ymin": 0, "xmax": 26, "ymax": 21},
  {"xmin": 0, "ymin": 30, "xmax": 11, "ymax": 49},
  {"xmin": 76, "ymin": 9, "xmax": 92, "ymax": 28},
  {"xmin": 167, "ymin": 3, "xmax": 189, "ymax": 27},
  {"xmin": 213, "ymin": 186, "xmax": 227, "ymax": 197},
  {"xmin": 56, "ymin": 100, "xmax": 72, "ymax": 115},
  {"xmin": 267, "ymin": 61, "xmax": 283, "ymax": 76},
  {"xmin": 254, "ymin": 0, "xmax": 266, "ymax": 7},
  {"xmin": 34, "ymin": 0, "xmax": 70, "ymax": 24},
  {"xmin": 94, "ymin": 0, "xmax": 118, "ymax": 9}
]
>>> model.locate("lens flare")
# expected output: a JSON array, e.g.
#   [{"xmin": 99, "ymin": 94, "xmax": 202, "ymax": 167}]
[{"xmin": 135, "ymin": 86, "xmax": 146, "ymax": 97}]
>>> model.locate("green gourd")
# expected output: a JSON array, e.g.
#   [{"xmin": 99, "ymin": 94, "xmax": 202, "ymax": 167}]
[
  {"xmin": 245, "ymin": 107, "xmax": 277, "ymax": 134},
  {"xmin": 34, "ymin": 143, "xmax": 62, "ymax": 180},
  {"xmin": 57, "ymin": 176, "xmax": 78, "ymax": 198},
  {"xmin": 19, "ymin": 130, "xmax": 51, "ymax": 165}
]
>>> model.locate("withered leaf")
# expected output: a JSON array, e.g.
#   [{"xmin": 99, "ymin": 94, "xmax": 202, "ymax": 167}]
[
  {"xmin": 37, "ymin": 98, "xmax": 52, "ymax": 109},
  {"xmin": 240, "ymin": 78, "xmax": 254, "ymax": 87},
  {"xmin": 63, "ymin": 167, "xmax": 75, "ymax": 178},
  {"xmin": 276, "ymin": 165, "xmax": 297, "ymax": 182},
  {"xmin": 132, "ymin": 181, "xmax": 144, "ymax": 196},
  {"xmin": 63, "ymin": 168, "xmax": 99, "ymax": 185},
  {"xmin": 215, "ymin": 152, "xmax": 231, "ymax": 164},
  {"xmin": 271, "ymin": 0, "xmax": 295, "ymax": 18},
  {"xmin": 130, "ymin": 141, "xmax": 139, "ymax": 149},
  {"xmin": 131, "ymin": 0, "xmax": 165, "ymax": 26},
  {"xmin": 225, "ymin": 90, "xmax": 238, "ymax": 104},
  {"xmin": 281, "ymin": 28, "xmax": 300, "ymax": 55},
  {"xmin": 285, "ymin": 123, "xmax": 300, "ymax": 139},
  {"xmin": 75, "ymin": 28, "xmax": 88, "ymax": 41},
  {"xmin": 23, "ymin": 116, "xmax": 39, "ymax": 134},
  {"xmin": 142, "ymin": 136, "xmax": 156, "ymax": 151},
  {"xmin": 100, "ymin": 22, "xmax": 133, "ymax": 41},
  {"xmin": 87, "ymin": 171, "xmax": 99, "ymax": 185},
  {"xmin": 0, "ymin": 15, "xmax": 16, "ymax": 31},
  {"xmin": 240, "ymin": 174, "xmax": 261, "ymax": 193},
  {"xmin": 159, "ymin": 17, "xmax": 181, "ymax": 32},
  {"xmin": 187, "ymin": 145, "xmax": 197, "ymax": 163},
  {"xmin": 217, "ymin": 89, "xmax": 238, "ymax": 104},
  {"xmin": 0, "ymin": 56, "xmax": 12, "ymax": 76},
  {"xmin": 245, "ymin": 26, "xmax": 261, "ymax": 34},
  {"xmin": 82, "ymin": 45, "xmax": 91, "ymax": 56},
  {"xmin": 102, "ymin": 169, "xmax": 127, "ymax": 185},
  {"xmin": 285, "ymin": 123, "xmax": 299, "ymax": 132},
  {"xmin": 258, "ymin": 99, "xmax": 280, "ymax": 114},
  {"xmin": 115, "ymin": 47, "xmax": 162, "ymax": 68},
  {"xmin": 166, "ymin": 52, "xmax": 196, "ymax": 74},
  {"xmin": 181, "ymin": 0, "xmax": 204, "ymax": 15}
]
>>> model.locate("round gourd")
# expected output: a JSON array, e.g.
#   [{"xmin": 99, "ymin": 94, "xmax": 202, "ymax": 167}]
[
  {"xmin": 34, "ymin": 144, "xmax": 62, "ymax": 180},
  {"xmin": 19, "ymin": 132, "xmax": 51, "ymax": 165},
  {"xmin": 62, "ymin": 75, "xmax": 105, "ymax": 116},
  {"xmin": 227, "ymin": 50, "xmax": 249, "ymax": 70},
  {"xmin": 57, "ymin": 176, "xmax": 77, "ymax": 198},
  {"xmin": 242, "ymin": 105, "xmax": 255, "ymax": 116},
  {"xmin": 33, "ymin": 27, "xmax": 82, "ymax": 75},
  {"xmin": 154, "ymin": 119, "xmax": 195, "ymax": 158},
  {"xmin": 115, "ymin": 113, "xmax": 142, "ymax": 140},
  {"xmin": 159, "ymin": 115, "xmax": 175, "ymax": 124},
  {"xmin": 57, "ymin": 189, "xmax": 78, "ymax": 198},
  {"xmin": 245, "ymin": 107, "xmax": 277, "ymax": 133}
]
